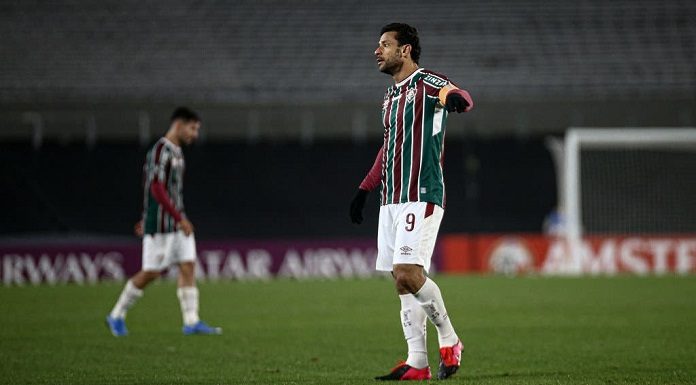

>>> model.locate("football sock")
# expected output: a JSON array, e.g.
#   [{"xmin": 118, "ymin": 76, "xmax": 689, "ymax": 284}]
[
  {"xmin": 177, "ymin": 286, "xmax": 200, "ymax": 326},
  {"xmin": 414, "ymin": 278, "xmax": 459, "ymax": 347},
  {"xmin": 109, "ymin": 279, "xmax": 143, "ymax": 319},
  {"xmin": 399, "ymin": 294, "xmax": 428, "ymax": 369}
]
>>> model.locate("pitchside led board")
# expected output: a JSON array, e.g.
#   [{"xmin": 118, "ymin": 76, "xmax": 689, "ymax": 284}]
[
  {"xmin": 1, "ymin": 234, "xmax": 695, "ymax": 285},
  {"xmin": 438, "ymin": 234, "xmax": 696, "ymax": 276}
]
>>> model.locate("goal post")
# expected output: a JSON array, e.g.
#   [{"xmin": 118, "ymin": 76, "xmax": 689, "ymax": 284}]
[
  {"xmin": 563, "ymin": 127, "xmax": 696, "ymax": 240},
  {"xmin": 562, "ymin": 128, "xmax": 696, "ymax": 272}
]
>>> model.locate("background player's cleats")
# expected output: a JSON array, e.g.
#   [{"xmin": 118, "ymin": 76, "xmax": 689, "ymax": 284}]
[
  {"xmin": 375, "ymin": 361, "xmax": 431, "ymax": 381},
  {"xmin": 437, "ymin": 340, "xmax": 463, "ymax": 380},
  {"xmin": 182, "ymin": 321, "xmax": 222, "ymax": 335},
  {"xmin": 105, "ymin": 315, "xmax": 128, "ymax": 337}
]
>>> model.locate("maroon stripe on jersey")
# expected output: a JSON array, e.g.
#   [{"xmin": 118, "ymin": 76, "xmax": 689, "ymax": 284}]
[
  {"xmin": 423, "ymin": 83, "xmax": 441, "ymax": 98},
  {"xmin": 409, "ymin": 85, "xmax": 425, "ymax": 201},
  {"xmin": 392, "ymin": 92, "xmax": 406, "ymax": 204},
  {"xmin": 381, "ymin": 95, "xmax": 394, "ymax": 205},
  {"xmin": 425, "ymin": 202, "xmax": 435, "ymax": 218}
]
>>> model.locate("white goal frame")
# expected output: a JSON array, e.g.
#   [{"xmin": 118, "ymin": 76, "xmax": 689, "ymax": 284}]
[{"xmin": 564, "ymin": 127, "xmax": 696, "ymax": 243}]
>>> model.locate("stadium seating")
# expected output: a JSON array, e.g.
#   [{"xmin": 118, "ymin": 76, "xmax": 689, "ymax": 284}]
[{"xmin": 1, "ymin": 0, "xmax": 694, "ymax": 103}]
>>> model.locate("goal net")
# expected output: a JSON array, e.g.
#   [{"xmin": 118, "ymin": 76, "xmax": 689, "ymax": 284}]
[{"xmin": 564, "ymin": 128, "xmax": 696, "ymax": 240}]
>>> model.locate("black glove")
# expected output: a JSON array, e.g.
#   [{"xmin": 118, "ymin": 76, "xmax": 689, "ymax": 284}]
[
  {"xmin": 445, "ymin": 92, "xmax": 470, "ymax": 113},
  {"xmin": 350, "ymin": 189, "xmax": 369, "ymax": 224}
]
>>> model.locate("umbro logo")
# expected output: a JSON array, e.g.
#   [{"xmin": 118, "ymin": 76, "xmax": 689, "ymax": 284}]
[{"xmin": 400, "ymin": 246, "xmax": 413, "ymax": 255}]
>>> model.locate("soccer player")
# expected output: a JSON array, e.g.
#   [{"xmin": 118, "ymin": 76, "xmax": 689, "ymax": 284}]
[
  {"xmin": 350, "ymin": 24, "xmax": 473, "ymax": 380},
  {"xmin": 106, "ymin": 107, "xmax": 221, "ymax": 337}
]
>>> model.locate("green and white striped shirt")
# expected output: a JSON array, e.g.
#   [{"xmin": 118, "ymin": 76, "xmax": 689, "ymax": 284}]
[{"xmin": 142, "ymin": 138, "xmax": 185, "ymax": 234}]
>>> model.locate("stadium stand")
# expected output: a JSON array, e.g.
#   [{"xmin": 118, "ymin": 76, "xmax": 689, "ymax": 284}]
[{"xmin": 0, "ymin": 0, "xmax": 694, "ymax": 104}]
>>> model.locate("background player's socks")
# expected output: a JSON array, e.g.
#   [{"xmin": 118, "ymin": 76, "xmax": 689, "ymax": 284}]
[
  {"xmin": 414, "ymin": 278, "xmax": 459, "ymax": 347},
  {"xmin": 177, "ymin": 286, "xmax": 200, "ymax": 326},
  {"xmin": 109, "ymin": 279, "xmax": 143, "ymax": 319},
  {"xmin": 399, "ymin": 294, "xmax": 428, "ymax": 369}
]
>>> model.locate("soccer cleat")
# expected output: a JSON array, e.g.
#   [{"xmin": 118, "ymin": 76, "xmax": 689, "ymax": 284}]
[
  {"xmin": 375, "ymin": 361, "xmax": 431, "ymax": 381},
  {"xmin": 437, "ymin": 340, "xmax": 463, "ymax": 380},
  {"xmin": 105, "ymin": 315, "xmax": 128, "ymax": 337},
  {"xmin": 182, "ymin": 321, "xmax": 222, "ymax": 336}
]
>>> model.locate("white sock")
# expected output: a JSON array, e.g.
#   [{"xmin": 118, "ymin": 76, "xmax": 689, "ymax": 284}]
[
  {"xmin": 109, "ymin": 279, "xmax": 143, "ymax": 319},
  {"xmin": 399, "ymin": 294, "xmax": 428, "ymax": 369},
  {"xmin": 414, "ymin": 278, "xmax": 459, "ymax": 347},
  {"xmin": 177, "ymin": 286, "xmax": 200, "ymax": 326}
]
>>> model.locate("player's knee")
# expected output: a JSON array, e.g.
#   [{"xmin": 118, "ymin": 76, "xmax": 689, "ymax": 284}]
[
  {"xmin": 178, "ymin": 262, "xmax": 196, "ymax": 282},
  {"xmin": 393, "ymin": 271, "xmax": 421, "ymax": 294},
  {"xmin": 133, "ymin": 270, "xmax": 160, "ymax": 288}
]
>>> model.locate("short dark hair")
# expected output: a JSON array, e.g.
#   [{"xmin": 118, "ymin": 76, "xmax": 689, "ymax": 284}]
[
  {"xmin": 170, "ymin": 106, "xmax": 200, "ymax": 123},
  {"xmin": 380, "ymin": 23, "xmax": 421, "ymax": 64}
]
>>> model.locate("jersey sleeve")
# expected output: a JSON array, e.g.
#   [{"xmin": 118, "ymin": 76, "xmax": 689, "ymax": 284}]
[
  {"xmin": 150, "ymin": 181, "xmax": 183, "ymax": 222},
  {"xmin": 359, "ymin": 146, "xmax": 383, "ymax": 192},
  {"xmin": 422, "ymin": 71, "xmax": 451, "ymax": 98},
  {"xmin": 422, "ymin": 70, "xmax": 473, "ymax": 112}
]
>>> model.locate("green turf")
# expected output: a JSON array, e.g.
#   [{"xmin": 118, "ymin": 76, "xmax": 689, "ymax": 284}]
[{"xmin": 0, "ymin": 276, "xmax": 695, "ymax": 384}]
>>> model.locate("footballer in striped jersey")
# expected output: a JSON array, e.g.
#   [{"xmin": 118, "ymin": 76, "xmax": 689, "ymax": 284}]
[
  {"xmin": 106, "ymin": 107, "xmax": 221, "ymax": 337},
  {"xmin": 350, "ymin": 23, "xmax": 473, "ymax": 381}
]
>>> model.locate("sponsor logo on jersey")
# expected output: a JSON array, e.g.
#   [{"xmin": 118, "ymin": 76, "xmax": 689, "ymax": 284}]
[
  {"xmin": 423, "ymin": 74, "xmax": 448, "ymax": 88},
  {"xmin": 400, "ymin": 246, "xmax": 413, "ymax": 255}
]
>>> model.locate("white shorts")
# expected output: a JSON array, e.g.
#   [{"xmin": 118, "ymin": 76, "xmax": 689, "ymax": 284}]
[
  {"xmin": 142, "ymin": 231, "xmax": 197, "ymax": 272},
  {"xmin": 376, "ymin": 201, "xmax": 444, "ymax": 273}
]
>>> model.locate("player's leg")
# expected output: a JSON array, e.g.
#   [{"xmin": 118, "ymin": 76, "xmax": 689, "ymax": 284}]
[
  {"xmin": 106, "ymin": 233, "xmax": 168, "ymax": 336},
  {"xmin": 174, "ymin": 232, "xmax": 221, "ymax": 335},
  {"xmin": 375, "ymin": 205, "xmax": 431, "ymax": 381},
  {"xmin": 108, "ymin": 270, "xmax": 160, "ymax": 318},
  {"xmin": 392, "ymin": 202, "xmax": 462, "ymax": 380}
]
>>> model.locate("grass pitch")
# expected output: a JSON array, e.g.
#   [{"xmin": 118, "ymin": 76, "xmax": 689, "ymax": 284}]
[{"xmin": 0, "ymin": 276, "xmax": 695, "ymax": 384}]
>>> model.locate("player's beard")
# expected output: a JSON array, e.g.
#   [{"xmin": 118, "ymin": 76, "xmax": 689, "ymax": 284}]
[
  {"xmin": 380, "ymin": 60, "xmax": 402, "ymax": 75},
  {"xmin": 379, "ymin": 53, "xmax": 403, "ymax": 76}
]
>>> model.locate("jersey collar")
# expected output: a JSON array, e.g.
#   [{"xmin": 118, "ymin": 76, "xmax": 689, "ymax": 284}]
[{"xmin": 394, "ymin": 67, "xmax": 423, "ymax": 88}]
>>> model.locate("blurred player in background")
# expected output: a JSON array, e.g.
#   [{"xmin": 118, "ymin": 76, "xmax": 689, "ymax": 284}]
[
  {"xmin": 106, "ymin": 107, "xmax": 221, "ymax": 337},
  {"xmin": 350, "ymin": 23, "xmax": 473, "ymax": 380}
]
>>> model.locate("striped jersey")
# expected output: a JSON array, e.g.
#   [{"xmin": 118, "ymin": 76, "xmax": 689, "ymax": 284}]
[
  {"xmin": 380, "ymin": 68, "xmax": 450, "ymax": 207},
  {"xmin": 142, "ymin": 138, "xmax": 185, "ymax": 234}
]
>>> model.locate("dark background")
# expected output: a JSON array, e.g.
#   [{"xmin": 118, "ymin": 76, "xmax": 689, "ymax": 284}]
[
  {"xmin": 0, "ymin": 138, "xmax": 556, "ymax": 239},
  {"xmin": 1, "ymin": 0, "xmax": 694, "ymax": 239}
]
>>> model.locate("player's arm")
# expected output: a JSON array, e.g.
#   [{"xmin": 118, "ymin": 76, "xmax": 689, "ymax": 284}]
[
  {"xmin": 150, "ymin": 153, "xmax": 194, "ymax": 235},
  {"xmin": 438, "ymin": 84, "xmax": 473, "ymax": 113},
  {"xmin": 350, "ymin": 146, "xmax": 383, "ymax": 224},
  {"xmin": 150, "ymin": 181, "xmax": 195, "ymax": 235}
]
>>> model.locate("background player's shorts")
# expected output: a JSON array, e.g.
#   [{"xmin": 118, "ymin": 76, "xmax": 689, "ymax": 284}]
[
  {"xmin": 376, "ymin": 201, "xmax": 444, "ymax": 273},
  {"xmin": 142, "ymin": 230, "xmax": 197, "ymax": 272}
]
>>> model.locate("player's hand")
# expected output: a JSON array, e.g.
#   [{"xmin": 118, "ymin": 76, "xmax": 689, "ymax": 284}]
[
  {"xmin": 179, "ymin": 219, "xmax": 195, "ymax": 236},
  {"xmin": 445, "ymin": 92, "xmax": 470, "ymax": 113},
  {"xmin": 134, "ymin": 220, "xmax": 144, "ymax": 238},
  {"xmin": 350, "ymin": 189, "xmax": 369, "ymax": 224}
]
